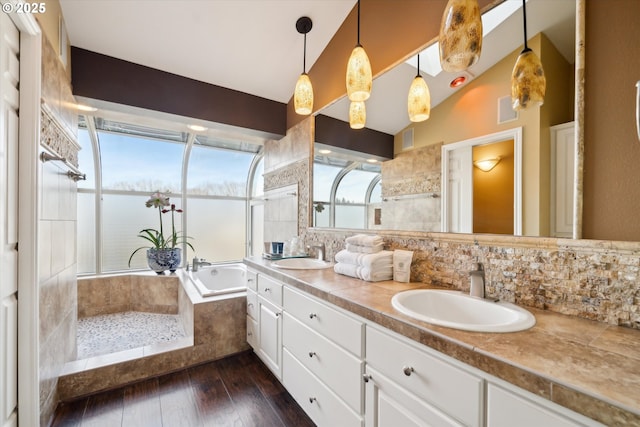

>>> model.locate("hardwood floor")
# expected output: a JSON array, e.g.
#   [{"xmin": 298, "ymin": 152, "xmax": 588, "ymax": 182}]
[{"xmin": 51, "ymin": 351, "xmax": 315, "ymax": 427}]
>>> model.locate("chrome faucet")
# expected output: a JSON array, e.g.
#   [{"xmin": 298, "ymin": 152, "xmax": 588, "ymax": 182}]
[
  {"xmin": 469, "ymin": 262, "xmax": 485, "ymax": 298},
  {"xmin": 308, "ymin": 243, "xmax": 325, "ymax": 261},
  {"xmin": 192, "ymin": 257, "xmax": 212, "ymax": 272}
]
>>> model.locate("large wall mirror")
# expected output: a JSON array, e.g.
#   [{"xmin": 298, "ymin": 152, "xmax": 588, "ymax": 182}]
[{"xmin": 312, "ymin": 0, "xmax": 579, "ymax": 238}]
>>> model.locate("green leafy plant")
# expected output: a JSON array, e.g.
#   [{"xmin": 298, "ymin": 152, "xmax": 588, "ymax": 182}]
[{"xmin": 128, "ymin": 191, "xmax": 195, "ymax": 266}]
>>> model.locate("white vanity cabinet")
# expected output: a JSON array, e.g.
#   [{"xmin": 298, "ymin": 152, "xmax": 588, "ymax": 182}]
[
  {"xmin": 282, "ymin": 286, "xmax": 365, "ymax": 427},
  {"xmin": 244, "ymin": 268, "xmax": 606, "ymax": 427},
  {"xmin": 255, "ymin": 274, "xmax": 283, "ymax": 379},
  {"xmin": 365, "ymin": 325, "xmax": 483, "ymax": 427}
]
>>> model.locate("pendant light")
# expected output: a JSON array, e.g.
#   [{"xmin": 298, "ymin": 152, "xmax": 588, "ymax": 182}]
[
  {"xmin": 294, "ymin": 17, "xmax": 313, "ymax": 116},
  {"xmin": 349, "ymin": 101, "xmax": 366, "ymax": 129},
  {"xmin": 407, "ymin": 54, "xmax": 431, "ymax": 122},
  {"xmin": 511, "ymin": 0, "xmax": 545, "ymax": 110},
  {"xmin": 439, "ymin": 0, "xmax": 483, "ymax": 73},
  {"xmin": 346, "ymin": 0, "xmax": 372, "ymax": 102}
]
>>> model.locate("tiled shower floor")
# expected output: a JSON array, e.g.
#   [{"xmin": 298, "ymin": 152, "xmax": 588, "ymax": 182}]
[{"xmin": 77, "ymin": 311, "xmax": 187, "ymax": 359}]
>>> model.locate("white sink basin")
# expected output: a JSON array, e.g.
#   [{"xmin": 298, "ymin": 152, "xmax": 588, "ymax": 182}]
[
  {"xmin": 272, "ymin": 258, "xmax": 334, "ymax": 270},
  {"xmin": 391, "ymin": 290, "xmax": 535, "ymax": 333}
]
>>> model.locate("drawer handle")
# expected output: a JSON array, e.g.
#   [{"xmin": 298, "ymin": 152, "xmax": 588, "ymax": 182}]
[
  {"xmin": 264, "ymin": 287, "xmax": 271, "ymax": 292},
  {"xmin": 248, "ymin": 278, "xmax": 254, "ymax": 282},
  {"xmin": 309, "ymin": 397, "xmax": 317, "ymax": 404},
  {"xmin": 308, "ymin": 351, "xmax": 316, "ymax": 358},
  {"xmin": 363, "ymin": 374, "xmax": 372, "ymax": 383},
  {"xmin": 248, "ymin": 303, "xmax": 254, "ymax": 307},
  {"xmin": 309, "ymin": 313, "xmax": 317, "ymax": 319},
  {"xmin": 403, "ymin": 366, "xmax": 415, "ymax": 376},
  {"xmin": 247, "ymin": 332, "xmax": 252, "ymax": 337},
  {"xmin": 275, "ymin": 312, "xmax": 281, "ymax": 317}
]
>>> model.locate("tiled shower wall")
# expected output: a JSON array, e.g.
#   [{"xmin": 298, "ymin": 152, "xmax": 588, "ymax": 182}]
[
  {"xmin": 266, "ymin": 117, "xmax": 640, "ymax": 330},
  {"xmin": 38, "ymin": 34, "xmax": 79, "ymax": 425}
]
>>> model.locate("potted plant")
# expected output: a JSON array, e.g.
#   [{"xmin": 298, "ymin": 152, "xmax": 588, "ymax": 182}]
[{"xmin": 128, "ymin": 191, "xmax": 194, "ymax": 274}]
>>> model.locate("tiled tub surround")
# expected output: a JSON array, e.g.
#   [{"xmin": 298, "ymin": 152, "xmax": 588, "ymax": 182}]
[
  {"xmin": 59, "ymin": 271, "xmax": 249, "ymax": 400},
  {"xmin": 245, "ymin": 255, "xmax": 640, "ymax": 426}
]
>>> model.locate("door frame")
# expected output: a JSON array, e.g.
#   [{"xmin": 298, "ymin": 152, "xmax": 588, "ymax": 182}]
[
  {"xmin": 441, "ymin": 127, "xmax": 523, "ymax": 236},
  {"xmin": 12, "ymin": 11, "xmax": 42, "ymax": 427}
]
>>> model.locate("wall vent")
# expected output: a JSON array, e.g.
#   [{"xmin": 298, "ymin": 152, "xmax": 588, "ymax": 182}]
[
  {"xmin": 498, "ymin": 95, "xmax": 518, "ymax": 124},
  {"xmin": 402, "ymin": 128, "xmax": 414, "ymax": 150}
]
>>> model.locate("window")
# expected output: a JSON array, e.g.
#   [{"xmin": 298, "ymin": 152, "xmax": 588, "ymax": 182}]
[{"xmin": 77, "ymin": 114, "xmax": 262, "ymax": 274}]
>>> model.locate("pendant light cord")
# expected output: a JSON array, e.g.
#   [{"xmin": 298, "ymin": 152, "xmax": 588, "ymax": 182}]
[
  {"xmin": 522, "ymin": 0, "xmax": 530, "ymax": 52},
  {"xmin": 303, "ymin": 32, "xmax": 307, "ymax": 73},
  {"xmin": 416, "ymin": 54, "xmax": 421, "ymax": 78},
  {"xmin": 357, "ymin": 0, "xmax": 361, "ymax": 46}
]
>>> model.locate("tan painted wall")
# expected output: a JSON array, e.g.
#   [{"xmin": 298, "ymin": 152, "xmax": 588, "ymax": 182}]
[
  {"xmin": 583, "ymin": 0, "xmax": 640, "ymax": 241},
  {"xmin": 35, "ymin": 0, "xmax": 71, "ymax": 79},
  {"xmin": 473, "ymin": 140, "xmax": 514, "ymax": 234}
]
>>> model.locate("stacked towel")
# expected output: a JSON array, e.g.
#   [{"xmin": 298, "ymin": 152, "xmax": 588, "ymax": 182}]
[
  {"xmin": 345, "ymin": 234, "xmax": 384, "ymax": 253},
  {"xmin": 333, "ymin": 235, "xmax": 393, "ymax": 282}
]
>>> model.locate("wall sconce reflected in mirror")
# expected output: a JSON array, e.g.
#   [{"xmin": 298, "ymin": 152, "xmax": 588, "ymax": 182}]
[{"xmin": 473, "ymin": 157, "xmax": 501, "ymax": 172}]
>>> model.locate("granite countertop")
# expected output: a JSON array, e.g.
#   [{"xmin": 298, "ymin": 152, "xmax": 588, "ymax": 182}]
[{"xmin": 244, "ymin": 256, "xmax": 640, "ymax": 427}]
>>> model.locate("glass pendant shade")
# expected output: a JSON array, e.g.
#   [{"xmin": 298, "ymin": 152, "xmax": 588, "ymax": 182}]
[
  {"xmin": 408, "ymin": 75, "xmax": 431, "ymax": 122},
  {"xmin": 294, "ymin": 73, "xmax": 313, "ymax": 115},
  {"xmin": 511, "ymin": 49, "xmax": 546, "ymax": 110},
  {"xmin": 346, "ymin": 45, "xmax": 372, "ymax": 102},
  {"xmin": 439, "ymin": 0, "xmax": 483, "ymax": 73},
  {"xmin": 349, "ymin": 101, "xmax": 366, "ymax": 129}
]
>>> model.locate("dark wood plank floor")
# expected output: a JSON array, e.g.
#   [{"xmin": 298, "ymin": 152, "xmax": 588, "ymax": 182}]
[{"xmin": 51, "ymin": 351, "xmax": 315, "ymax": 427}]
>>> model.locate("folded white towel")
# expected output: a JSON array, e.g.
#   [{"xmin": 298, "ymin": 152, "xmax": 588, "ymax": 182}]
[
  {"xmin": 358, "ymin": 266, "xmax": 393, "ymax": 282},
  {"xmin": 334, "ymin": 249, "xmax": 360, "ymax": 265},
  {"xmin": 334, "ymin": 263, "xmax": 393, "ymax": 282},
  {"xmin": 334, "ymin": 262, "xmax": 359, "ymax": 279},
  {"xmin": 334, "ymin": 250, "xmax": 393, "ymax": 270},
  {"xmin": 346, "ymin": 243, "xmax": 384, "ymax": 253},
  {"xmin": 345, "ymin": 234, "xmax": 384, "ymax": 247}
]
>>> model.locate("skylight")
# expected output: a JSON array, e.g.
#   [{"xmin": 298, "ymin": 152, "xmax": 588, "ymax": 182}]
[{"xmin": 408, "ymin": 0, "xmax": 523, "ymax": 77}]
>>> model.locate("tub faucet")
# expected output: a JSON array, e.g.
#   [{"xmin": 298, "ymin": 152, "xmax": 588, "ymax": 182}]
[
  {"xmin": 192, "ymin": 257, "xmax": 212, "ymax": 272},
  {"xmin": 308, "ymin": 243, "xmax": 325, "ymax": 261},
  {"xmin": 469, "ymin": 262, "xmax": 485, "ymax": 298}
]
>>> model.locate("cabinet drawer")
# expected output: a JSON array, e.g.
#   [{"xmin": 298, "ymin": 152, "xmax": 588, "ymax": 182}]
[
  {"xmin": 246, "ymin": 315, "xmax": 258, "ymax": 349},
  {"xmin": 246, "ymin": 269, "xmax": 257, "ymax": 291},
  {"xmin": 487, "ymin": 383, "xmax": 604, "ymax": 427},
  {"xmin": 246, "ymin": 289, "xmax": 258, "ymax": 321},
  {"xmin": 283, "ymin": 313, "xmax": 363, "ymax": 413},
  {"xmin": 365, "ymin": 366, "xmax": 464, "ymax": 427},
  {"xmin": 283, "ymin": 286, "xmax": 364, "ymax": 357},
  {"xmin": 257, "ymin": 274, "xmax": 283, "ymax": 306},
  {"xmin": 366, "ymin": 326, "xmax": 483, "ymax": 427},
  {"xmin": 283, "ymin": 349, "xmax": 362, "ymax": 427}
]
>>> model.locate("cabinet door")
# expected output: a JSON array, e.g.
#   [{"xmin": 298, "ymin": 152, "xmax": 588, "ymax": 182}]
[
  {"xmin": 246, "ymin": 315, "xmax": 258, "ymax": 349},
  {"xmin": 257, "ymin": 296, "xmax": 282, "ymax": 379},
  {"xmin": 364, "ymin": 367, "xmax": 463, "ymax": 427}
]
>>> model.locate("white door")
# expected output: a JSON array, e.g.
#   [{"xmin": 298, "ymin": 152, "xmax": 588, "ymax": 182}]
[
  {"xmin": 445, "ymin": 146, "xmax": 473, "ymax": 233},
  {"xmin": 0, "ymin": 11, "xmax": 20, "ymax": 427},
  {"xmin": 550, "ymin": 122, "xmax": 575, "ymax": 238}
]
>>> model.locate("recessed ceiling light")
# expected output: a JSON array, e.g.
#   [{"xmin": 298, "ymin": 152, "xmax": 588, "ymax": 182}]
[
  {"xmin": 318, "ymin": 149, "xmax": 332, "ymax": 154},
  {"xmin": 188, "ymin": 124, "xmax": 207, "ymax": 132},
  {"xmin": 366, "ymin": 158, "xmax": 378, "ymax": 163},
  {"xmin": 450, "ymin": 76, "xmax": 467, "ymax": 88}
]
